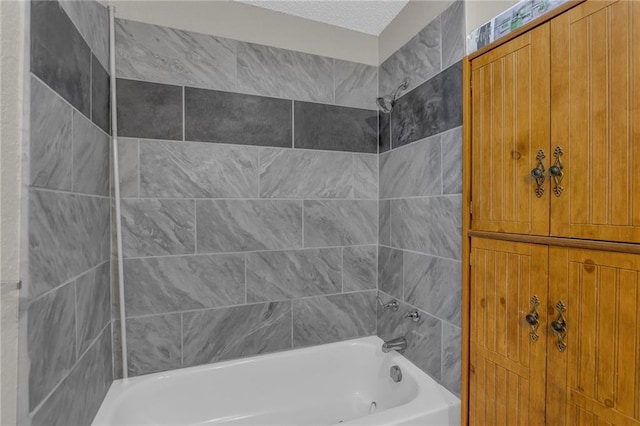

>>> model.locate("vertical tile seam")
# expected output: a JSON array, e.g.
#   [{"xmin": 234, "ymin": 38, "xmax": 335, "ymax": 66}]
[
  {"xmin": 71, "ymin": 112, "xmax": 75, "ymax": 192},
  {"xmin": 180, "ymin": 312, "xmax": 184, "ymax": 367},
  {"xmin": 291, "ymin": 100, "xmax": 295, "ymax": 149},
  {"xmin": 136, "ymin": 139, "xmax": 140, "ymax": 198},
  {"xmin": 193, "ymin": 199, "xmax": 198, "ymax": 254},
  {"xmin": 182, "ymin": 86, "xmax": 185, "ymax": 141},
  {"xmin": 74, "ymin": 280, "xmax": 79, "ymax": 361},
  {"xmin": 341, "ymin": 247, "xmax": 345, "ymax": 293},
  {"xmin": 90, "ymin": 49, "xmax": 93, "ymax": 122}
]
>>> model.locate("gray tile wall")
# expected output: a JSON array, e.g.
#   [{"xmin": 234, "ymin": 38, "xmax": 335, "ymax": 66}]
[
  {"xmin": 24, "ymin": 1, "xmax": 113, "ymax": 424},
  {"xmin": 114, "ymin": 18, "xmax": 380, "ymax": 378},
  {"xmin": 377, "ymin": 1, "xmax": 464, "ymax": 398}
]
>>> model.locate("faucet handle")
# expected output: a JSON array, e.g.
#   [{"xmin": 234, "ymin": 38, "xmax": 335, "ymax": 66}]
[
  {"xmin": 376, "ymin": 296, "xmax": 399, "ymax": 312},
  {"xmin": 404, "ymin": 309, "xmax": 421, "ymax": 322}
]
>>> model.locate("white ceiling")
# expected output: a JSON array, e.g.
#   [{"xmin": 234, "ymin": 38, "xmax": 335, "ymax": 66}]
[{"xmin": 236, "ymin": 0, "xmax": 411, "ymax": 35}]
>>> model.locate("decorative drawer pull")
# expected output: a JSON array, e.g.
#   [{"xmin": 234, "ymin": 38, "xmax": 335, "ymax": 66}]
[
  {"xmin": 531, "ymin": 150, "xmax": 546, "ymax": 198},
  {"xmin": 525, "ymin": 295, "xmax": 541, "ymax": 342},
  {"xmin": 550, "ymin": 146, "xmax": 565, "ymax": 197},
  {"xmin": 551, "ymin": 300, "xmax": 567, "ymax": 352}
]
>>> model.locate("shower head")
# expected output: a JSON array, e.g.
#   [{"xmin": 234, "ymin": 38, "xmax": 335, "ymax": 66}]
[
  {"xmin": 376, "ymin": 80, "xmax": 409, "ymax": 114},
  {"xmin": 376, "ymin": 96, "xmax": 394, "ymax": 114}
]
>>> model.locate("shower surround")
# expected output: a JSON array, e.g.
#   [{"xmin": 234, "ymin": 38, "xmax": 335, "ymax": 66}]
[
  {"xmin": 22, "ymin": 1, "xmax": 112, "ymax": 424},
  {"xmin": 113, "ymin": 18, "xmax": 380, "ymax": 377},
  {"xmin": 19, "ymin": 2, "xmax": 465, "ymax": 424},
  {"xmin": 377, "ymin": 0, "xmax": 465, "ymax": 397}
]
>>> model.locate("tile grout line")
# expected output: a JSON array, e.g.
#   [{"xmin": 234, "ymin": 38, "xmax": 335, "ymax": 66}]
[
  {"xmin": 122, "ymin": 243, "xmax": 380, "ymax": 261},
  {"xmin": 124, "ymin": 289, "xmax": 379, "ymax": 321},
  {"xmin": 137, "ymin": 139, "xmax": 141, "ymax": 198},
  {"xmin": 180, "ymin": 312, "xmax": 184, "ymax": 367},
  {"xmin": 182, "ymin": 86, "xmax": 186, "ymax": 142}
]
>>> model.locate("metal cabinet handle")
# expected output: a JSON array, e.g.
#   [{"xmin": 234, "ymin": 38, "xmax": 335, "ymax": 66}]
[
  {"xmin": 531, "ymin": 150, "xmax": 546, "ymax": 198},
  {"xmin": 551, "ymin": 301, "xmax": 567, "ymax": 352},
  {"xmin": 525, "ymin": 295, "xmax": 541, "ymax": 342},
  {"xmin": 550, "ymin": 146, "xmax": 565, "ymax": 197}
]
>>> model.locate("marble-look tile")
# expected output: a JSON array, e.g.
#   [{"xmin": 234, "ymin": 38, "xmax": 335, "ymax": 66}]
[
  {"xmin": 196, "ymin": 200, "xmax": 302, "ymax": 253},
  {"xmin": 116, "ymin": 79, "xmax": 182, "ymax": 140},
  {"xmin": 294, "ymin": 102, "xmax": 377, "ymax": 153},
  {"xmin": 91, "ymin": 55, "xmax": 110, "ymax": 134},
  {"xmin": 123, "ymin": 254, "xmax": 245, "ymax": 316},
  {"xmin": 380, "ymin": 135, "xmax": 442, "ymax": 199},
  {"xmin": 126, "ymin": 313, "xmax": 182, "ymax": 376},
  {"xmin": 391, "ymin": 62, "xmax": 463, "ymax": 149},
  {"xmin": 246, "ymin": 249, "xmax": 341, "ymax": 302},
  {"xmin": 391, "ymin": 196, "xmax": 462, "ymax": 260},
  {"xmin": 31, "ymin": 326, "xmax": 112, "ymax": 426},
  {"xmin": 377, "ymin": 297, "xmax": 442, "ymax": 380},
  {"xmin": 293, "ymin": 291, "xmax": 376, "ymax": 347},
  {"xmin": 352, "ymin": 154, "xmax": 378, "ymax": 199},
  {"xmin": 440, "ymin": 1, "xmax": 466, "ymax": 70},
  {"xmin": 117, "ymin": 138, "xmax": 138, "ymax": 198},
  {"xmin": 28, "ymin": 283, "xmax": 76, "ymax": 410},
  {"xmin": 29, "ymin": 191, "xmax": 110, "ymax": 298},
  {"xmin": 72, "ymin": 111, "xmax": 110, "ymax": 196},
  {"xmin": 115, "ymin": 19, "xmax": 236, "ymax": 91},
  {"xmin": 183, "ymin": 302, "xmax": 292, "ymax": 366},
  {"xmin": 121, "ymin": 199, "xmax": 195, "ymax": 257},
  {"xmin": 30, "ymin": 76, "xmax": 73, "ymax": 191},
  {"xmin": 140, "ymin": 140, "xmax": 258, "ymax": 198},
  {"xmin": 31, "ymin": 1, "xmax": 91, "ymax": 116},
  {"xmin": 379, "ymin": 17, "xmax": 441, "ymax": 98},
  {"xmin": 441, "ymin": 323, "xmax": 462, "ymax": 397},
  {"xmin": 343, "ymin": 246, "xmax": 377, "ymax": 292},
  {"xmin": 334, "ymin": 60, "xmax": 378, "ymax": 110},
  {"xmin": 304, "ymin": 200, "xmax": 377, "ymax": 247},
  {"xmin": 379, "ymin": 200, "xmax": 391, "ymax": 246},
  {"xmin": 76, "ymin": 262, "xmax": 111, "ymax": 356},
  {"xmin": 378, "ymin": 246, "xmax": 403, "ymax": 300},
  {"xmin": 60, "ymin": 0, "xmax": 109, "ymax": 71},
  {"xmin": 185, "ymin": 87, "xmax": 292, "ymax": 148},
  {"xmin": 404, "ymin": 252, "xmax": 461, "ymax": 326},
  {"xmin": 379, "ymin": 111, "xmax": 390, "ymax": 153},
  {"xmin": 259, "ymin": 149, "xmax": 352, "ymax": 199},
  {"xmin": 442, "ymin": 126, "xmax": 463, "ymax": 194},
  {"xmin": 237, "ymin": 42, "xmax": 333, "ymax": 103}
]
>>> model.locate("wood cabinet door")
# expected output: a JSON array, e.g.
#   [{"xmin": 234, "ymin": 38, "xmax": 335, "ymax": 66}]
[
  {"xmin": 547, "ymin": 247, "xmax": 640, "ymax": 426},
  {"xmin": 550, "ymin": 0, "xmax": 640, "ymax": 243},
  {"xmin": 470, "ymin": 24, "xmax": 551, "ymax": 236},
  {"xmin": 469, "ymin": 238, "xmax": 548, "ymax": 425}
]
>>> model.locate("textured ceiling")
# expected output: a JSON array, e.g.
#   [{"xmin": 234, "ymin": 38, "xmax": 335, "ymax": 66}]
[{"xmin": 236, "ymin": 0, "xmax": 410, "ymax": 35}]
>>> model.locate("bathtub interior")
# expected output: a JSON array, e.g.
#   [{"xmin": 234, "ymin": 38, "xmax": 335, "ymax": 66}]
[{"xmin": 94, "ymin": 337, "xmax": 457, "ymax": 426}]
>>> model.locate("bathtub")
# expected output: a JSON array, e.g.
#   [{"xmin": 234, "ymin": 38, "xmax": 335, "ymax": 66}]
[{"xmin": 93, "ymin": 336, "xmax": 460, "ymax": 426}]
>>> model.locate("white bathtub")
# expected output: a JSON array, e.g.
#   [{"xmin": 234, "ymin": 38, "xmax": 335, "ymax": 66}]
[{"xmin": 93, "ymin": 336, "xmax": 460, "ymax": 426}]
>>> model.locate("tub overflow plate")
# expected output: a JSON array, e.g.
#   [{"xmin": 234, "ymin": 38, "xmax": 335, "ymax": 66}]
[{"xmin": 390, "ymin": 365, "xmax": 402, "ymax": 383}]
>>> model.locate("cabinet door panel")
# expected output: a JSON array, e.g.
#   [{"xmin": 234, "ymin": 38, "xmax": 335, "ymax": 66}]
[
  {"xmin": 547, "ymin": 247, "xmax": 640, "ymax": 426},
  {"xmin": 470, "ymin": 24, "xmax": 550, "ymax": 236},
  {"xmin": 469, "ymin": 238, "xmax": 548, "ymax": 425},
  {"xmin": 550, "ymin": 0, "xmax": 640, "ymax": 242}
]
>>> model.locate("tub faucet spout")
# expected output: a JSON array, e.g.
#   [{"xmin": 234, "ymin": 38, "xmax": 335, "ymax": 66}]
[{"xmin": 382, "ymin": 337, "xmax": 407, "ymax": 354}]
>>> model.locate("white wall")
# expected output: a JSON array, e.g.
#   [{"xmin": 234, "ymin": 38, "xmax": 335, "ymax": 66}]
[
  {"xmin": 0, "ymin": 0, "xmax": 26, "ymax": 424},
  {"xmin": 111, "ymin": 0, "xmax": 380, "ymax": 66}
]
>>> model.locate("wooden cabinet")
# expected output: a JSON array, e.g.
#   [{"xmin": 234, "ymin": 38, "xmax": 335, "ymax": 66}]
[
  {"xmin": 469, "ymin": 239, "xmax": 640, "ymax": 425},
  {"xmin": 470, "ymin": 0, "xmax": 640, "ymax": 244},
  {"xmin": 547, "ymin": 248, "xmax": 640, "ymax": 426},
  {"xmin": 550, "ymin": 0, "xmax": 640, "ymax": 243},
  {"xmin": 469, "ymin": 238, "xmax": 548, "ymax": 425},
  {"xmin": 470, "ymin": 24, "xmax": 550, "ymax": 236},
  {"xmin": 465, "ymin": 1, "xmax": 640, "ymax": 425}
]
